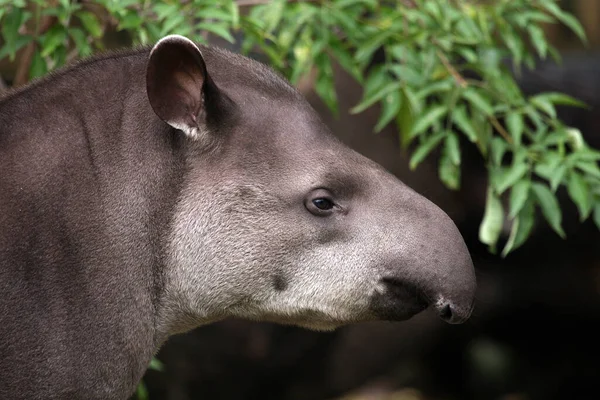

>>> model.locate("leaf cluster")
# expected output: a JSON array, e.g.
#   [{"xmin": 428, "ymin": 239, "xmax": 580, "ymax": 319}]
[{"xmin": 1, "ymin": 0, "xmax": 599, "ymax": 256}]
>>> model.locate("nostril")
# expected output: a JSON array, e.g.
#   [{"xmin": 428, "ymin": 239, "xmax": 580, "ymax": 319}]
[
  {"xmin": 435, "ymin": 299, "xmax": 471, "ymax": 324},
  {"xmin": 438, "ymin": 303, "xmax": 453, "ymax": 321}
]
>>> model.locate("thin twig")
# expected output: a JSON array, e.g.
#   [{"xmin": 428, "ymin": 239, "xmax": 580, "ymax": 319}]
[
  {"xmin": 436, "ymin": 50, "xmax": 467, "ymax": 88},
  {"xmin": 489, "ymin": 115, "xmax": 513, "ymax": 144}
]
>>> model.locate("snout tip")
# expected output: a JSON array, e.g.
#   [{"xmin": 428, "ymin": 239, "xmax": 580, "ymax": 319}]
[{"xmin": 434, "ymin": 298, "xmax": 474, "ymax": 324}]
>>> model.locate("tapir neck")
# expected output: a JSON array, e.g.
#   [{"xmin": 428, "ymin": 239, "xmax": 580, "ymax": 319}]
[{"xmin": 0, "ymin": 51, "xmax": 187, "ymax": 398}]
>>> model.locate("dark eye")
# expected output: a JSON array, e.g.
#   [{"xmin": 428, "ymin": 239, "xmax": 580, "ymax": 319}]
[
  {"xmin": 305, "ymin": 189, "xmax": 337, "ymax": 216},
  {"xmin": 312, "ymin": 198, "xmax": 334, "ymax": 211}
]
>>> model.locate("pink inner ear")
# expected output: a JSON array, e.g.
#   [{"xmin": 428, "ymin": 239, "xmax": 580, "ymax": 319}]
[{"xmin": 146, "ymin": 37, "xmax": 207, "ymax": 132}]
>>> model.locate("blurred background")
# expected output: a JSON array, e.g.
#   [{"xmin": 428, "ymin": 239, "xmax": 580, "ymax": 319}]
[{"xmin": 1, "ymin": 1, "xmax": 600, "ymax": 399}]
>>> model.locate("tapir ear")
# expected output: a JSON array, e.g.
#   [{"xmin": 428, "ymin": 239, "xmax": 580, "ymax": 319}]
[{"xmin": 146, "ymin": 35, "xmax": 210, "ymax": 139}]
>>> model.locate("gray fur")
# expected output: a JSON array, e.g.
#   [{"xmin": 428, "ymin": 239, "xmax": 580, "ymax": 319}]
[{"xmin": 0, "ymin": 35, "xmax": 475, "ymax": 399}]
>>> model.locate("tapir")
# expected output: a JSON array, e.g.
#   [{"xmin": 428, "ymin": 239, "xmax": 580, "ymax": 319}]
[{"xmin": 0, "ymin": 35, "xmax": 476, "ymax": 399}]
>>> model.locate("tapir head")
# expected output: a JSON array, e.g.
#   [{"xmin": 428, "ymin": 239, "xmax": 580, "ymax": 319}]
[{"xmin": 146, "ymin": 35, "xmax": 476, "ymax": 334}]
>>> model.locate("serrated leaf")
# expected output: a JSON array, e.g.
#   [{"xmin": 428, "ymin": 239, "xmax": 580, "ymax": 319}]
[
  {"xmin": 542, "ymin": 3, "xmax": 587, "ymax": 43},
  {"xmin": 490, "ymin": 136, "xmax": 508, "ymax": 167},
  {"xmin": 528, "ymin": 25, "xmax": 547, "ymax": 58},
  {"xmin": 446, "ymin": 133, "xmax": 461, "ymax": 166},
  {"xmin": 549, "ymin": 163, "xmax": 567, "ymax": 192},
  {"xmin": 530, "ymin": 95, "xmax": 556, "ymax": 118},
  {"xmin": 196, "ymin": 22, "xmax": 235, "ymax": 43},
  {"xmin": 351, "ymin": 82, "xmax": 402, "ymax": 114},
  {"xmin": 532, "ymin": 182, "xmax": 565, "ymax": 238},
  {"xmin": 479, "ymin": 187, "xmax": 504, "ymax": 253},
  {"xmin": 1, "ymin": 7, "xmax": 27, "ymax": 61},
  {"xmin": 452, "ymin": 105, "xmax": 477, "ymax": 142},
  {"xmin": 462, "ymin": 88, "xmax": 493, "ymax": 115},
  {"xmin": 315, "ymin": 67, "xmax": 338, "ymax": 116},
  {"xmin": 117, "ymin": 12, "xmax": 143, "ymax": 31},
  {"xmin": 148, "ymin": 357, "xmax": 164, "ymax": 371},
  {"xmin": 40, "ymin": 25, "xmax": 67, "ymax": 57},
  {"xmin": 575, "ymin": 161, "xmax": 600, "ymax": 180},
  {"xmin": 69, "ymin": 27, "xmax": 92, "ymax": 57},
  {"xmin": 77, "ymin": 11, "xmax": 103, "ymax": 38},
  {"xmin": 354, "ymin": 29, "xmax": 394, "ymax": 66},
  {"xmin": 533, "ymin": 92, "xmax": 588, "ymax": 108},
  {"xmin": 502, "ymin": 198, "xmax": 535, "ymax": 257},
  {"xmin": 439, "ymin": 140, "xmax": 461, "ymax": 190},
  {"xmin": 496, "ymin": 161, "xmax": 529, "ymax": 195},
  {"xmin": 509, "ymin": 179, "xmax": 531, "ymax": 218},
  {"xmin": 397, "ymin": 88, "xmax": 415, "ymax": 149},
  {"xmin": 409, "ymin": 132, "xmax": 445, "ymax": 170},
  {"xmin": 374, "ymin": 90, "xmax": 402, "ymax": 133},
  {"xmin": 506, "ymin": 113, "xmax": 524, "ymax": 145},
  {"xmin": 161, "ymin": 14, "xmax": 186, "ymax": 36},
  {"xmin": 567, "ymin": 172, "xmax": 592, "ymax": 221},
  {"xmin": 594, "ymin": 204, "xmax": 600, "ymax": 231},
  {"xmin": 29, "ymin": 49, "xmax": 47, "ymax": 80},
  {"xmin": 409, "ymin": 105, "xmax": 447, "ymax": 139}
]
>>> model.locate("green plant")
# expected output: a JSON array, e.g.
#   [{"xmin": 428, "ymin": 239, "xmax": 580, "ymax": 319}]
[
  {"xmin": 1, "ymin": 0, "xmax": 598, "ymax": 258},
  {"xmin": 135, "ymin": 357, "xmax": 163, "ymax": 400}
]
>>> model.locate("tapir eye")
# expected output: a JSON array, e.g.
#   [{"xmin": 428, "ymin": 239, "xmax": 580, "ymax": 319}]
[
  {"xmin": 305, "ymin": 189, "xmax": 336, "ymax": 216},
  {"xmin": 313, "ymin": 198, "xmax": 334, "ymax": 210}
]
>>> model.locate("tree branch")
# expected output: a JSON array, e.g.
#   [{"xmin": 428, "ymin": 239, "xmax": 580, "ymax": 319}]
[{"xmin": 13, "ymin": 15, "xmax": 57, "ymax": 87}]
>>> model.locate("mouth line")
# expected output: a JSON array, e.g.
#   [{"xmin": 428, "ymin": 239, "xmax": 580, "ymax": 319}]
[{"xmin": 369, "ymin": 277, "xmax": 430, "ymax": 321}]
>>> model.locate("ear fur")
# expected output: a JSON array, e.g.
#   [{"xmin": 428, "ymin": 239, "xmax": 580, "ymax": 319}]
[{"xmin": 146, "ymin": 35, "xmax": 210, "ymax": 139}]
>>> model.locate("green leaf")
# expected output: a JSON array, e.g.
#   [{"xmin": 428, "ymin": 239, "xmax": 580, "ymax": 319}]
[
  {"xmin": 1, "ymin": 7, "xmax": 27, "ymax": 61},
  {"xmin": 409, "ymin": 132, "xmax": 445, "ymax": 170},
  {"xmin": 479, "ymin": 187, "xmax": 504, "ymax": 253},
  {"xmin": 374, "ymin": 90, "xmax": 402, "ymax": 133},
  {"xmin": 397, "ymin": 88, "xmax": 416, "ymax": 149},
  {"xmin": 40, "ymin": 25, "xmax": 67, "ymax": 57},
  {"xmin": 0, "ymin": 34, "xmax": 32, "ymax": 61},
  {"xmin": 502, "ymin": 198, "xmax": 535, "ymax": 257},
  {"xmin": 117, "ymin": 12, "xmax": 143, "ymax": 31},
  {"xmin": 509, "ymin": 179, "xmax": 531, "ymax": 218},
  {"xmin": 530, "ymin": 94, "xmax": 556, "ymax": 118},
  {"xmin": 594, "ymin": 204, "xmax": 600, "ymax": 231},
  {"xmin": 446, "ymin": 133, "xmax": 461, "ymax": 166},
  {"xmin": 195, "ymin": 22, "xmax": 235, "ymax": 43},
  {"xmin": 136, "ymin": 381, "xmax": 149, "ymax": 400},
  {"xmin": 354, "ymin": 28, "xmax": 394, "ymax": 66},
  {"xmin": 29, "ymin": 49, "xmax": 47, "ymax": 80},
  {"xmin": 532, "ymin": 182, "xmax": 565, "ymax": 238},
  {"xmin": 452, "ymin": 105, "xmax": 477, "ymax": 142},
  {"xmin": 549, "ymin": 164, "xmax": 567, "ymax": 192},
  {"xmin": 439, "ymin": 137, "xmax": 461, "ymax": 190},
  {"xmin": 69, "ymin": 27, "xmax": 92, "ymax": 57},
  {"xmin": 351, "ymin": 82, "xmax": 402, "ymax": 114},
  {"xmin": 527, "ymin": 25, "xmax": 547, "ymax": 58},
  {"xmin": 575, "ymin": 161, "xmax": 600, "ymax": 180},
  {"xmin": 161, "ymin": 14, "xmax": 186, "ymax": 36},
  {"xmin": 77, "ymin": 11, "xmax": 103, "ymax": 38},
  {"xmin": 567, "ymin": 172, "xmax": 592, "ymax": 221},
  {"xmin": 409, "ymin": 105, "xmax": 447, "ymax": 139},
  {"xmin": 496, "ymin": 161, "xmax": 529, "ymax": 195},
  {"xmin": 542, "ymin": 3, "xmax": 587, "ymax": 43},
  {"xmin": 462, "ymin": 88, "xmax": 493, "ymax": 116},
  {"xmin": 506, "ymin": 113, "xmax": 524, "ymax": 145},
  {"xmin": 533, "ymin": 92, "xmax": 588, "ymax": 108},
  {"xmin": 148, "ymin": 357, "xmax": 164, "ymax": 372},
  {"xmin": 490, "ymin": 136, "xmax": 508, "ymax": 167}
]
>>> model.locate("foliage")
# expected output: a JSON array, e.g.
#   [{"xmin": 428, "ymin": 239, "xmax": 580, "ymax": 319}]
[
  {"xmin": 135, "ymin": 357, "xmax": 164, "ymax": 400},
  {"xmin": 1, "ymin": 0, "xmax": 599, "ymax": 256}
]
